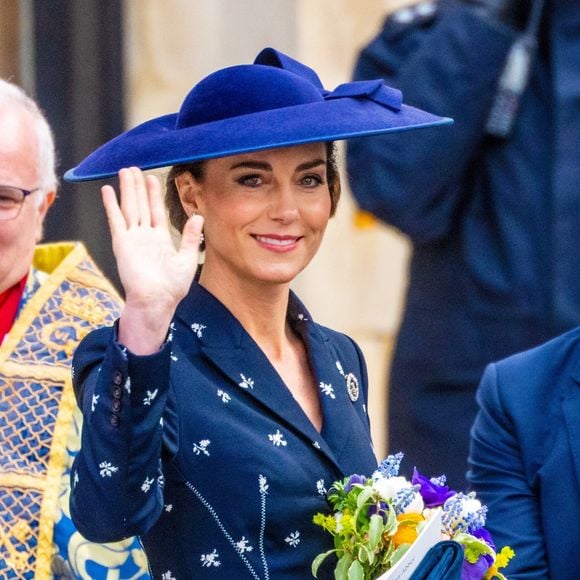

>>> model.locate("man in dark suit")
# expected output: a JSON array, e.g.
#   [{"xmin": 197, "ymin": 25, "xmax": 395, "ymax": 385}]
[
  {"xmin": 347, "ymin": 0, "xmax": 580, "ymax": 486},
  {"xmin": 469, "ymin": 327, "xmax": 580, "ymax": 578}
]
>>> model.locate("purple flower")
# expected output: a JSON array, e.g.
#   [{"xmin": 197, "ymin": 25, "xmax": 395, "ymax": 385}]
[
  {"xmin": 411, "ymin": 468, "xmax": 456, "ymax": 508},
  {"xmin": 472, "ymin": 527, "xmax": 495, "ymax": 566},
  {"xmin": 367, "ymin": 501, "xmax": 390, "ymax": 522},
  {"xmin": 462, "ymin": 555, "xmax": 491, "ymax": 580},
  {"xmin": 344, "ymin": 474, "xmax": 366, "ymax": 493}
]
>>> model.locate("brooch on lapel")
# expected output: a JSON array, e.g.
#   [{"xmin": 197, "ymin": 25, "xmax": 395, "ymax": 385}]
[
  {"xmin": 335, "ymin": 361, "xmax": 360, "ymax": 402},
  {"xmin": 345, "ymin": 373, "xmax": 360, "ymax": 402}
]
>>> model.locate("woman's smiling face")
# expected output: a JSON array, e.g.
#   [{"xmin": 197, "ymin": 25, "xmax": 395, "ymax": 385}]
[{"xmin": 178, "ymin": 142, "xmax": 332, "ymax": 289}]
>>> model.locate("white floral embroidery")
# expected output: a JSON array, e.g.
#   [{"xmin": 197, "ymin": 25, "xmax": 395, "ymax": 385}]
[
  {"xmin": 235, "ymin": 536, "xmax": 254, "ymax": 554},
  {"xmin": 200, "ymin": 549, "xmax": 221, "ymax": 567},
  {"xmin": 191, "ymin": 323, "xmax": 206, "ymax": 338},
  {"xmin": 124, "ymin": 376, "xmax": 131, "ymax": 394},
  {"xmin": 335, "ymin": 360, "xmax": 345, "ymax": 376},
  {"xmin": 259, "ymin": 474, "xmax": 269, "ymax": 494},
  {"xmin": 141, "ymin": 477, "xmax": 155, "ymax": 493},
  {"xmin": 363, "ymin": 404, "xmax": 367, "ymax": 414},
  {"xmin": 143, "ymin": 388, "xmax": 159, "ymax": 406},
  {"xmin": 297, "ymin": 313, "xmax": 308, "ymax": 321},
  {"xmin": 238, "ymin": 374, "xmax": 254, "ymax": 389},
  {"xmin": 161, "ymin": 571, "xmax": 176, "ymax": 580},
  {"xmin": 91, "ymin": 394, "xmax": 99, "ymax": 412},
  {"xmin": 71, "ymin": 365, "xmax": 75, "ymax": 379},
  {"xmin": 217, "ymin": 389, "xmax": 231, "ymax": 403},
  {"xmin": 193, "ymin": 439, "xmax": 211, "ymax": 456},
  {"xmin": 268, "ymin": 429, "xmax": 287, "ymax": 447},
  {"xmin": 168, "ymin": 322, "xmax": 176, "ymax": 344},
  {"xmin": 73, "ymin": 471, "xmax": 79, "ymax": 487},
  {"xmin": 319, "ymin": 382, "xmax": 336, "ymax": 399},
  {"xmin": 285, "ymin": 531, "xmax": 301, "ymax": 547},
  {"xmin": 99, "ymin": 461, "xmax": 118, "ymax": 478},
  {"xmin": 170, "ymin": 353, "xmax": 178, "ymax": 362},
  {"xmin": 160, "ymin": 417, "xmax": 164, "ymax": 427},
  {"xmin": 165, "ymin": 504, "xmax": 173, "ymax": 512},
  {"xmin": 312, "ymin": 441, "xmax": 321, "ymax": 449},
  {"xmin": 316, "ymin": 479, "xmax": 326, "ymax": 495},
  {"xmin": 158, "ymin": 474, "xmax": 165, "ymax": 488}
]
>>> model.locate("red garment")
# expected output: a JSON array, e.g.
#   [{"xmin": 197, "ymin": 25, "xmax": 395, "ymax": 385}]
[{"xmin": 0, "ymin": 274, "xmax": 28, "ymax": 342}]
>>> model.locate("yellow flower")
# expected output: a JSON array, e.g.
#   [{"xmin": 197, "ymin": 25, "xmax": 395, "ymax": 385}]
[
  {"xmin": 495, "ymin": 546, "xmax": 515, "ymax": 568},
  {"xmin": 313, "ymin": 513, "xmax": 337, "ymax": 533},
  {"xmin": 391, "ymin": 513, "xmax": 424, "ymax": 547}
]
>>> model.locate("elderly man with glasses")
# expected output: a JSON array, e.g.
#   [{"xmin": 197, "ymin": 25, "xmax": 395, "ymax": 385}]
[{"xmin": 0, "ymin": 79, "xmax": 149, "ymax": 578}]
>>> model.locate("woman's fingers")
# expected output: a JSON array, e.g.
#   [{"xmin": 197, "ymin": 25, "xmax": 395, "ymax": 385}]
[
  {"xmin": 131, "ymin": 167, "xmax": 152, "ymax": 226},
  {"xmin": 118, "ymin": 167, "xmax": 139, "ymax": 227},
  {"xmin": 101, "ymin": 184, "xmax": 126, "ymax": 237},
  {"xmin": 147, "ymin": 174, "xmax": 168, "ymax": 228}
]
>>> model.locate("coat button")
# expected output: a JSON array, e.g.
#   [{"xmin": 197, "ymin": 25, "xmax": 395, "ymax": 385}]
[
  {"xmin": 112, "ymin": 399, "xmax": 122, "ymax": 413},
  {"xmin": 110, "ymin": 414, "xmax": 120, "ymax": 427},
  {"xmin": 113, "ymin": 386, "xmax": 123, "ymax": 399},
  {"xmin": 113, "ymin": 371, "xmax": 123, "ymax": 385}
]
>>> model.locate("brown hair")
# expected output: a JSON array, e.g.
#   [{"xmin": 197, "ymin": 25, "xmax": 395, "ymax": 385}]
[{"xmin": 165, "ymin": 142, "xmax": 341, "ymax": 234}]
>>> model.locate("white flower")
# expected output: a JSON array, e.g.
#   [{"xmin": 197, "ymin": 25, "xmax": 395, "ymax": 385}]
[
  {"xmin": 91, "ymin": 394, "xmax": 99, "ymax": 412},
  {"xmin": 217, "ymin": 389, "xmax": 231, "ymax": 403},
  {"xmin": 124, "ymin": 376, "xmax": 131, "ymax": 394},
  {"xmin": 170, "ymin": 354, "xmax": 178, "ymax": 362},
  {"xmin": 316, "ymin": 479, "xmax": 326, "ymax": 495},
  {"xmin": 161, "ymin": 571, "xmax": 176, "ymax": 580},
  {"xmin": 200, "ymin": 549, "xmax": 221, "ymax": 567},
  {"xmin": 312, "ymin": 441, "xmax": 321, "ymax": 449},
  {"xmin": 285, "ymin": 531, "xmax": 301, "ymax": 547},
  {"xmin": 99, "ymin": 461, "xmax": 119, "ymax": 478},
  {"xmin": 193, "ymin": 439, "xmax": 211, "ymax": 456},
  {"xmin": 372, "ymin": 476, "xmax": 424, "ymax": 514},
  {"xmin": 235, "ymin": 536, "xmax": 254, "ymax": 554},
  {"xmin": 143, "ymin": 388, "xmax": 159, "ymax": 406},
  {"xmin": 238, "ymin": 374, "xmax": 254, "ymax": 389},
  {"xmin": 268, "ymin": 429, "xmax": 287, "ymax": 447},
  {"xmin": 191, "ymin": 323, "xmax": 206, "ymax": 338},
  {"xmin": 141, "ymin": 477, "xmax": 155, "ymax": 493},
  {"xmin": 319, "ymin": 382, "xmax": 335, "ymax": 399},
  {"xmin": 73, "ymin": 471, "xmax": 79, "ymax": 487},
  {"xmin": 259, "ymin": 474, "xmax": 269, "ymax": 494},
  {"xmin": 442, "ymin": 492, "xmax": 487, "ymax": 534},
  {"xmin": 165, "ymin": 504, "xmax": 173, "ymax": 512}
]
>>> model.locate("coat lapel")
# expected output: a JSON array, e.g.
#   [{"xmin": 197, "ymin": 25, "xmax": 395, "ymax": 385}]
[{"xmin": 174, "ymin": 284, "xmax": 344, "ymax": 471}]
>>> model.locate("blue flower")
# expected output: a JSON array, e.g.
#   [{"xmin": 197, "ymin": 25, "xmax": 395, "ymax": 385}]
[{"xmin": 374, "ymin": 452, "xmax": 404, "ymax": 479}]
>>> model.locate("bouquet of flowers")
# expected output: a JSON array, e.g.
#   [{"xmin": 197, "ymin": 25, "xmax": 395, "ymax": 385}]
[{"xmin": 312, "ymin": 453, "xmax": 514, "ymax": 580}]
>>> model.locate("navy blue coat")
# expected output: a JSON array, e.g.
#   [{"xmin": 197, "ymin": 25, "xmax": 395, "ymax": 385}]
[
  {"xmin": 347, "ymin": 0, "xmax": 580, "ymax": 486},
  {"xmin": 469, "ymin": 327, "xmax": 580, "ymax": 579},
  {"xmin": 69, "ymin": 284, "xmax": 377, "ymax": 578}
]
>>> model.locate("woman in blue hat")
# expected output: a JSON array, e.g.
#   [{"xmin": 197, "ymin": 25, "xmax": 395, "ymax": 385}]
[{"xmin": 67, "ymin": 49, "xmax": 450, "ymax": 578}]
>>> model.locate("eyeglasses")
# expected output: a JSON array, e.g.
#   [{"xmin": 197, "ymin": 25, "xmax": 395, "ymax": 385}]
[{"xmin": 0, "ymin": 186, "xmax": 40, "ymax": 221}]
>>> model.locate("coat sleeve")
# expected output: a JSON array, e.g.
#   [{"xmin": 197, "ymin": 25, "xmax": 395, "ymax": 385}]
[
  {"xmin": 468, "ymin": 363, "xmax": 548, "ymax": 577},
  {"xmin": 347, "ymin": 3, "xmax": 516, "ymax": 244},
  {"xmin": 69, "ymin": 325, "xmax": 178, "ymax": 543}
]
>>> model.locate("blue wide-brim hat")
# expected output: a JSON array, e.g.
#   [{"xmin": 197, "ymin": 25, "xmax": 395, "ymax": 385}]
[{"xmin": 64, "ymin": 48, "xmax": 452, "ymax": 182}]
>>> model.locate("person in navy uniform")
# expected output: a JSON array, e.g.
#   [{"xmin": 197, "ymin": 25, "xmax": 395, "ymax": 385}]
[
  {"xmin": 347, "ymin": 0, "xmax": 580, "ymax": 487},
  {"xmin": 65, "ymin": 49, "xmax": 449, "ymax": 577}
]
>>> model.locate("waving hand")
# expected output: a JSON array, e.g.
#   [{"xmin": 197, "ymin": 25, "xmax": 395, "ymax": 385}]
[{"xmin": 101, "ymin": 167, "xmax": 204, "ymax": 354}]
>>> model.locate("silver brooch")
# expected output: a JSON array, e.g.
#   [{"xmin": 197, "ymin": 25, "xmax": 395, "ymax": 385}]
[{"xmin": 345, "ymin": 373, "xmax": 359, "ymax": 402}]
